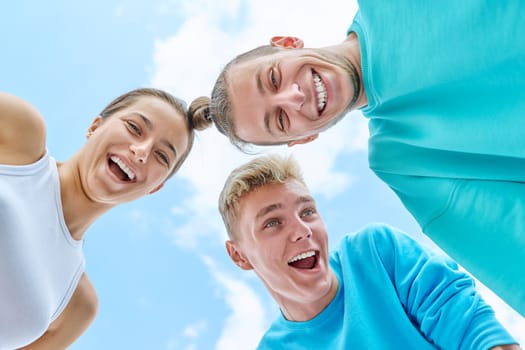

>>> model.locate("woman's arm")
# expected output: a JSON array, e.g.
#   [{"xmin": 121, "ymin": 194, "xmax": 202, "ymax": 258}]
[
  {"xmin": 0, "ymin": 92, "xmax": 46, "ymax": 165},
  {"xmin": 18, "ymin": 273, "xmax": 98, "ymax": 350}
]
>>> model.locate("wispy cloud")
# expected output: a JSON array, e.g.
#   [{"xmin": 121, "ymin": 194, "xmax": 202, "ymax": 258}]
[
  {"xmin": 201, "ymin": 256, "xmax": 269, "ymax": 350},
  {"xmin": 183, "ymin": 320, "xmax": 208, "ymax": 339}
]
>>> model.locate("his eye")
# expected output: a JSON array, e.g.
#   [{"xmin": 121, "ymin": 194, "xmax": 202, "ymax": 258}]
[
  {"xmin": 301, "ymin": 208, "xmax": 316, "ymax": 217},
  {"xmin": 270, "ymin": 67, "xmax": 279, "ymax": 89},
  {"xmin": 126, "ymin": 121, "xmax": 142, "ymax": 135},
  {"xmin": 277, "ymin": 110, "xmax": 285, "ymax": 131},
  {"xmin": 155, "ymin": 150, "xmax": 170, "ymax": 167},
  {"xmin": 264, "ymin": 219, "xmax": 280, "ymax": 229}
]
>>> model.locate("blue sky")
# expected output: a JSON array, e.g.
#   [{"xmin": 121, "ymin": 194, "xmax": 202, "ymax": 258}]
[{"xmin": 1, "ymin": 1, "xmax": 523, "ymax": 349}]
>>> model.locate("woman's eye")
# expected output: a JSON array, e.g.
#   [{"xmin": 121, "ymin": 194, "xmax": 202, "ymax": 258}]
[
  {"xmin": 156, "ymin": 151, "xmax": 170, "ymax": 166},
  {"xmin": 126, "ymin": 121, "xmax": 141, "ymax": 135}
]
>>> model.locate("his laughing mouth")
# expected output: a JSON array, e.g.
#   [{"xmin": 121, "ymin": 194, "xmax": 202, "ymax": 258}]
[
  {"xmin": 288, "ymin": 250, "xmax": 318, "ymax": 269},
  {"xmin": 313, "ymin": 71, "xmax": 327, "ymax": 115},
  {"xmin": 109, "ymin": 155, "xmax": 136, "ymax": 181}
]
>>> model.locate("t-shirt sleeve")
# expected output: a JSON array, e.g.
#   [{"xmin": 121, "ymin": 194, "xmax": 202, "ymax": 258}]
[{"xmin": 362, "ymin": 224, "xmax": 517, "ymax": 349}]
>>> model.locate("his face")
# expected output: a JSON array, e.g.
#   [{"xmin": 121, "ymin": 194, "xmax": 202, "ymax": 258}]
[
  {"xmin": 81, "ymin": 96, "xmax": 189, "ymax": 204},
  {"xmin": 228, "ymin": 46, "xmax": 358, "ymax": 146},
  {"xmin": 227, "ymin": 180, "xmax": 335, "ymax": 319}
]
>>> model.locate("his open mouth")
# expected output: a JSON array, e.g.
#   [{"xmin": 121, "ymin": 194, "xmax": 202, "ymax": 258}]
[
  {"xmin": 312, "ymin": 70, "xmax": 327, "ymax": 115},
  {"xmin": 288, "ymin": 250, "xmax": 319, "ymax": 269},
  {"xmin": 108, "ymin": 155, "xmax": 136, "ymax": 182}
]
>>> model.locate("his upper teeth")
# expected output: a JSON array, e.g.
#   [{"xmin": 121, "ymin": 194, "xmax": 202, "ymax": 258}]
[
  {"xmin": 288, "ymin": 250, "xmax": 316, "ymax": 264},
  {"xmin": 313, "ymin": 72, "xmax": 327, "ymax": 112},
  {"xmin": 110, "ymin": 155, "xmax": 136, "ymax": 180}
]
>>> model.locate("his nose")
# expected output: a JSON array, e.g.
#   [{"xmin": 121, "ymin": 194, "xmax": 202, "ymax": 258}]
[
  {"xmin": 130, "ymin": 141, "xmax": 152, "ymax": 163},
  {"xmin": 289, "ymin": 216, "xmax": 312, "ymax": 242},
  {"xmin": 276, "ymin": 83, "xmax": 305, "ymax": 111}
]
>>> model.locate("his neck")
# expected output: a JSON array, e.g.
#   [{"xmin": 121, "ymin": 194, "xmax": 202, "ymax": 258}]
[
  {"xmin": 342, "ymin": 32, "xmax": 368, "ymax": 108},
  {"xmin": 278, "ymin": 271, "xmax": 339, "ymax": 322}
]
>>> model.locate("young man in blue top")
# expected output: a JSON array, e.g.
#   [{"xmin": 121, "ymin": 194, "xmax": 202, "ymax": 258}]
[
  {"xmin": 218, "ymin": 154, "xmax": 520, "ymax": 349},
  {"xmin": 206, "ymin": 1, "xmax": 525, "ymax": 316}
]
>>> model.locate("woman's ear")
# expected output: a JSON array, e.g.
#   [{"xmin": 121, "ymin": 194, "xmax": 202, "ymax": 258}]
[
  {"xmin": 270, "ymin": 36, "xmax": 304, "ymax": 49},
  {"xmin": 225, "ymin": 240, "xmax": 253, "ymax": 270},
  {"xmin": 86, "ymin": 116, "xmax": 103, "ymax": 138},
  {"xmin": 148, "ymin": 182, "xmax": 164, "ymax": 195}
]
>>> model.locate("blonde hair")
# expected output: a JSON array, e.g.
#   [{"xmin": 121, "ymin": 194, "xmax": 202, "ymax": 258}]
[{"xmin": 219, "ymin": 153, "xmax": 305, "ymax": 239}]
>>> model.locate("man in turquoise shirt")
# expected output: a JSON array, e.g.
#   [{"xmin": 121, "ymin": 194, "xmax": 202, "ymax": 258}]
[
  {"xmin": 206, "ymin": 1, "xmax": 525, "ymax": 315},
  {"xmin": 219, "ymin": 154, "xmax": 519, "ymax": 349}
]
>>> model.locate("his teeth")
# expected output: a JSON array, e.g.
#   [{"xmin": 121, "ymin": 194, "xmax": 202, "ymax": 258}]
[
  {"xmin": 110, "ymin": 156, "xmax": 136, "ymax": 180},
  {"xmin": 313, "ymin": 73, "xmax": 327, "ymax": 111},
  {"xmin": 288, "ymin": 251, "xmax": 316, "ymax": 263}
]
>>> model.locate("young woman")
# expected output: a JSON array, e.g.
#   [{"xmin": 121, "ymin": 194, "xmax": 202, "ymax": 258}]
[{"xmin": 0, "ymin": 88, "xmax": 211, "ymax": 349}]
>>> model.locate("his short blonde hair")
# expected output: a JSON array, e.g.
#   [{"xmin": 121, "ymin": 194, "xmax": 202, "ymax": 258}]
[{"xmin": 219, "ymin": 154, "xmax": 305, "ymax": 239}]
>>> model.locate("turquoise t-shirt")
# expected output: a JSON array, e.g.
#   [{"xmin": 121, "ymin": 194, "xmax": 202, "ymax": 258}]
[
  {"xmin": 348, "ymin": 1, "xmax": 525, "ymax": 315},
  {"xmin": 257, "ymin": 224, "xmax": 516, "ymax": 349}
]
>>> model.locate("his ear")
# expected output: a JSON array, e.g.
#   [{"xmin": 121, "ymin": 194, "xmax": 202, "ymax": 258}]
[
  {"xmin": 86, "ymin": 116, "xmax": 103, "ymax": 138},
  {"xmin": 148, "ymin": 182, "xmax": 165, "ymax": 195},
  {"xmin": 225, "ymin": 240, "xmax": 253, "ymax": 270},
  {"xmin": 270, "ymin": 36, "xmax": 304, "ymax": 49},
  {"xmin": 287, "ymin": 134, "xmax": 318, "ymax": 147}
]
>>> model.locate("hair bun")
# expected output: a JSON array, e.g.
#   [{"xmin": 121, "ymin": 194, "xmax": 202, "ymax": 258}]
[{"xmin": 188, "ymin": 96, "xmax": 212, "ymax": 131}]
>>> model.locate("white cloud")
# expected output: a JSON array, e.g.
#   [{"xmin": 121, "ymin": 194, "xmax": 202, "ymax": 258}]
[
  {"xmin": 183, "ymin": 320, "xmax": 208, "ymax": 339},
  {"xmin": 201, "ymin": 256, "xmax": 268, "ymax": 350},
  {"xmin": 175, "ymin": 0, "xmax": 241, "ymax": 20}
]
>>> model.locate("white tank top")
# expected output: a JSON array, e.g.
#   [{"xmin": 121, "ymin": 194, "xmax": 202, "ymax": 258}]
[{"xmin": 0, "ymin": 152, "xmax": 85, "ymax": 349}]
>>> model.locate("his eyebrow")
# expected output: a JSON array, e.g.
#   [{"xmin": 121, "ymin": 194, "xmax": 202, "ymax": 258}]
[
  {"xmin": 133, "ymin": 112, "xmax": 177, "ymax": 160},
  {"xmin": 264, "ymin": 111, "xmax": 273, "ymax": 136},
  {"xmin": 255, "ymin": 66, "xmax": 266, "ymax": 96},
  {"xmin": 296, "ymin": 195, "xmax": 315, "ymax": 206},
  {"xmin": 255, "ymin": 67, "xmax": 274, "ymax": 137},
  {"xmin": 254, "ymin": 195, "xmax": 314, "ymax": 220},
  {"xmin": 255, "ymin": 203, "xmax": 282, "ymax": 220}
]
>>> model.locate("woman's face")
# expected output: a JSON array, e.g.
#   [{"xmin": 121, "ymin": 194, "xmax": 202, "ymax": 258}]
[{"xmin": 80, "ymin": 96, "xmax": 189, "ymax": 205}]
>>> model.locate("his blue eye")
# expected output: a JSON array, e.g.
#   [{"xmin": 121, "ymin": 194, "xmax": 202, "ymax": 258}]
[
  {"xmin": 265, "ymin": 219, "xmax": 279, "ymax": 228},
  {"xmin": 301, "ymin": 208, "xmax": 315, "ymax": 217}
]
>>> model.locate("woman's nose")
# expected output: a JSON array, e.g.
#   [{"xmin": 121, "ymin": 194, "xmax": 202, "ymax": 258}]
[{"xmin": 130, "ymin": 141, "xmax": 152, "ymax": 163}]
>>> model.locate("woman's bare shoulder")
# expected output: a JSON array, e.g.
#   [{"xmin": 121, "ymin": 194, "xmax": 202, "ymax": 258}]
[{"xmin": 0, "ymin": 92, "xmax": 47, "ymax": 165}]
